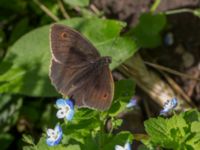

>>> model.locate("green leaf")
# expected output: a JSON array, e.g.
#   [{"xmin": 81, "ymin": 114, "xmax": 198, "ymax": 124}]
[
  {"xmin": 191, "ymin": 122, "xmax": 200, "ymax": 133},
  {"xmin": 65, "ymin": 145, "xmax": 81, "ymax": 150},
  {"xmin": 0, "ymin": 94, "xmax": 23, "ymax": 132},
  {"xmin": 186, "ymin": 133, "xmax": 200, "ymax": 150},
  {"xmin": 130, "ymin": 13, "xmax": 166, "ymax": 48},
  {"xmin": 108, "ymin": 79, "xmax": 135, "ymax": 116},
  {"xmin": 29, "ymin": 137, "xmax": 81, "ymax": 150},
  {"xmin": 62, "ymin": 117, "xmax": 99, "ymax": 144},
  {"xmin": 144, "ymin": 114, "xmax": 188, "ymax": 149},
  {"xmin": 193, "ymin": 9, "xmax": 200, "ymax": 18},
  {"xmin": 114, "ymin": 79, "xmax": 135, "ymax": 101},
  {"xmin": 2, "ymin": 17, "xmax": 137, "ymax": 97},
  {"xmin": 112, "ymin": 118, "xmax": 123, "ymax": 129},
  {"xmin": 103, "ymin": 131, "xmax": 133, "ymax": 150},
  {"xmin": 182, "ymin": 109, "xmax": 200, "ymax": 125},
  {"xmin": 22, "ymin": 134, "xmax": 35, "ymax": 146},
  {"xmin": 0, "ymin": 133, "xmax": 14, "ymax": 150},
  {"xmin": 73, "ymin": 108, "xmax": 98, "ymax": 121},
  {"xmin": 138, "ymin": 145, "xmax": 152, "ymax": 150},
  {"xmin": 9, "ymin": 18, "xmax": 30, "ymax": 44},
  {"xmin": 63, "ymin": 0, "xmax": 89, "ymax": 7}
]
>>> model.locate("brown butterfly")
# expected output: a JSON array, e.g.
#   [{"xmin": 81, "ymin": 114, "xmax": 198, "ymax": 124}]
[{"xmin": 49, "ymin": 24, "xmax": 114, "ymax": 110}]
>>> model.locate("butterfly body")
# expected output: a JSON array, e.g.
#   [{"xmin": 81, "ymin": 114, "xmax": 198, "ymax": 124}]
[{"xmin": 49, "ymin": 24, "xmax": 114, "ymax": 111}]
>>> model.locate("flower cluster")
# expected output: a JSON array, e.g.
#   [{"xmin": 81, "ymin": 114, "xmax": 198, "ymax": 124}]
[
  {"xmin": 160, "ymin": 98, "xmax": 178, "ymax": 116},
  {"xmin": 46, "ymin": 98, "xmax": 74, "ymax": 146}
]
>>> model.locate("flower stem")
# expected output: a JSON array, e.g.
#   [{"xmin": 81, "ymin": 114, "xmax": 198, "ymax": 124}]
[
  {"xmin": 164, "ymin": 8, "xmax": 194, "ymax": 15},
  {"xmin": 33, "ymin": 0, "xmax": 59, "ymax": 22},
  {"xmin": 150, "ymin": 0, "xmax": 161, "ymax": 13}
]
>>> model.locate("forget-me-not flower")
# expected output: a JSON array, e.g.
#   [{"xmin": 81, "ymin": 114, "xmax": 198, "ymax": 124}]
[
  {"xmin": 126, "ymin": 98, "xmax": 137, "ymax": 108},
  {"xmin": 115, "ymin": 142, "xmax": 131, "ymax": 150},
  {"xmin": 160, "ymin": 98, "xmax": 178, "ymax": 115},
  {"xmin": 46, "ymin": 124, "xmax": 62, "ymax": 146},
  {"xmin": 56, "ymin": 98, "xmax": 74, "ymax": 121}
]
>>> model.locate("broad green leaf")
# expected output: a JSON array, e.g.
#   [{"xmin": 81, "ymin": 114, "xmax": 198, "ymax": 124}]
[
  {"xmin": 130, "ymin": 13, "xmax": 166, "ymax": 48},
  {"xmin": 144, "ymin": 110, "xmax": 200, "ymax": 149},
  {"xmin": 63, "ymin": 0, "xmax": 89, "ymax": 7},
  {"xmin": 2, "ymin": 17, "xmax": 137, "ymax": 97},
  {"xmin": 9, "ymin": 18, "xmax": 30, "ymax": 44},
  {"xmin": 108, "ymin": 79, "xmax": 135, "ymax": 116},
  {"xmin": 114, "ymin": 79, "xmax": 135, "ymax": 101},
  {"xmin": 144, "ymin": 114, "xmax": 188, "ymax": 149}
]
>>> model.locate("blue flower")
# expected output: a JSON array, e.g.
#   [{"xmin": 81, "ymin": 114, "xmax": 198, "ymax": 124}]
[
  {"xmin": 126, "ymin": 98, "xmax": 137, "ymax": 108},
  {"xmin": 56, "ymin": 98, "xmax": 74, "ymax": 121},
  {"xmin": 160, "ymin": 98, "xmax": 178, "ymax": 115},
  {"xmin": 46, "ymin": 124, "xmax": 62, "ymax": 146},
  {"xmin": 115, "ymin": 142, "xmax": 131, "ymax": 150}
]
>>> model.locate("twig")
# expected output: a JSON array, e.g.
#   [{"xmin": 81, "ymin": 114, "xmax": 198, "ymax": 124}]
[
  {"xmin": 164, "ymin": 8, "xmax": 194, "ymax": 15},
  {"xmin": 119, "ymin": 54, "xmax": 191, "ymax": 111},
  {"xmin": 57, "ymin": 0, "xmax": 70, "ymax": 19},
  {"xmin": 161, "ymin": 71, "xmax": 196, "ymax": 108},
  {"xmin": 33, "ymin": 0, "xmax": 59, "ymax": 22},
  {"xmin": 90, "ymin": 4, "xmax": 101, "ymax": 15},
  {"xmin": 150, "ymin": 0, "xmax": 161, "ymax": 13},
  {"xmin": 143, "ymin": 99, "xmax": 152, "ymax": 118},
  {"xmin": 144, "ymin": 61, "xmax": 200, "ymax": 81}
]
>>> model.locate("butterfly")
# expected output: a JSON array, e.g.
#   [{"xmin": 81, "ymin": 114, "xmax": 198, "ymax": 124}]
[{"xmin": 49, "ymin": 24, "xmax": 114, "ymax": 110}]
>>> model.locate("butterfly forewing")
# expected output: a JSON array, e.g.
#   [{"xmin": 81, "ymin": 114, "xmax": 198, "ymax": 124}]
[
  {"xmin": 50, "ymin": 24, "xmax": 100, "ymax": 64},
  {"xmin": 50, "ymin": 24, "xmax": 114, "ymax": 110}
]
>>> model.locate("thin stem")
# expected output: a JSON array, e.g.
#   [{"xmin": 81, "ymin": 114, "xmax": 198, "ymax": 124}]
[
  {"xmin": 33, "ymin": 0, "xmax": 59, "ymax": 22},
  {"xmin": 150, "ymin": 0, "xmax": 161, "ymax": 13},
  {"xmin": 57, "ymin": 0, "xmax": 70, "ymax": 19},
  {"xmin": 144, "ymin": 61, "xmax": 200, "ymax": 81},
  {"xmin": 108, "ymin": 117, "xmax": 114, "ymax": 136},
  {"xmin": 98, "ymin": 112, "xmax": 104, "ymax": 150},
  {"xmin": 165, "ymin": 8, "xmax": 194, "ymax": 15},
  {"xmin": 90, "ymin": 4, "xmax": 101, "ymax": 15},
  {"xmin": 161, "ymin": 71, "xmax": 196, "ymax": 108}
]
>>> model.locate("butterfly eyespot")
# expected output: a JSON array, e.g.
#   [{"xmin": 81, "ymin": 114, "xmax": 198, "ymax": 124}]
[
  {"xmin": 103, "ymin": 93, "xmax": 108, "ymax": 99},
  {"xmin": 60, "ymin": 32, "xmax": 67, "ymax": 39}
]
